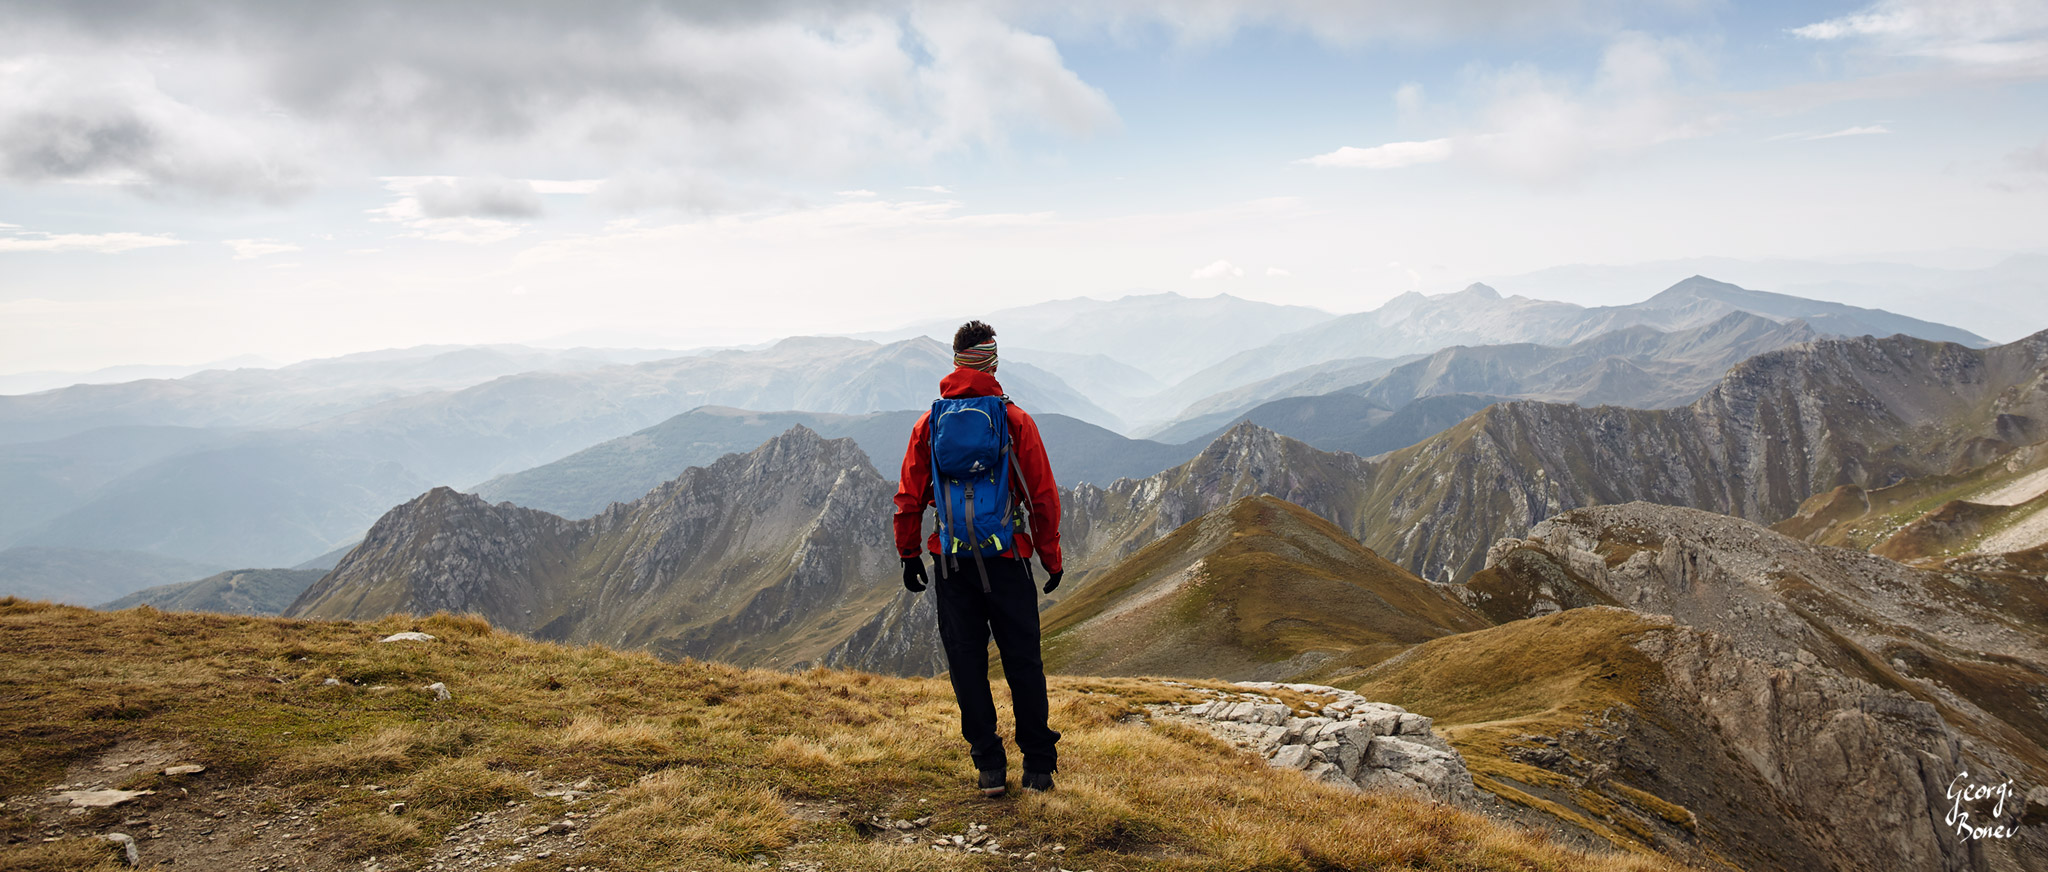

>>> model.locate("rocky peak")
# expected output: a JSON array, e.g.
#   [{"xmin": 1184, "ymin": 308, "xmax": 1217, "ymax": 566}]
[{"xmin": 1455, "ymin": 282, "xmax": 1500, "ymax": 300}]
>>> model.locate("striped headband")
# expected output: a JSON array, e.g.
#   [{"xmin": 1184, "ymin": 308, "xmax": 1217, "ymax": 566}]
[{"xmin": 954, "ymin": 340, "xmax": 998, "ymax": 372}]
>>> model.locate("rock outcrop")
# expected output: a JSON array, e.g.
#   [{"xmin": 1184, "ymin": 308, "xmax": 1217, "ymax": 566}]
[
  {"xmin": 1460, "ymin": 503, "xmax": 2048, "ymax": 872},
  {"xmin": 1155, "ymin": 681, "xmax": 1480, "ymax": 806}
]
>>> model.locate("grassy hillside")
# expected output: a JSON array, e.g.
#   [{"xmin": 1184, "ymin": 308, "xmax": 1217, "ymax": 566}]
[
  {"xmin": 0, "ymin": 600, "xmax": 1672, "ymax": 872},
  {"xmin": 1774, "ymin": 439, "xmax": 2048, "ymax": 559},
  {"xmin": 1043, "ymin": 496, "xmax": 1488, "ymax": 682}
]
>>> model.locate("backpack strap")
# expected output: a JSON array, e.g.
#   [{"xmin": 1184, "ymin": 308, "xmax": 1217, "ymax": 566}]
[{"xmin": 1000, "ymin": 397, "xmax": 1038, "ymax": 583}]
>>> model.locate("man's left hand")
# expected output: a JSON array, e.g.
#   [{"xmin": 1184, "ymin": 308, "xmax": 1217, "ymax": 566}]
[{"xmin": 1042, "ymin": 569, "xmax": 1063, "ymax": 594}]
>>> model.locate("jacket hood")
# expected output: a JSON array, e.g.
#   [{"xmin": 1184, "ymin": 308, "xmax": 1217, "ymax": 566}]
[{"xmin": 939, "ymin": 366, "xmax": 1004, "ymax": 399}]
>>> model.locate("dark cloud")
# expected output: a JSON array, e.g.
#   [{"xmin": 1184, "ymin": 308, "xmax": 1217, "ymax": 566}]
[
  {"xmin": 0, "ymin": 1, "xmax": 1644, "ymax": 203},
  {"xmin": 0, "ymin": 108, "xmax": 156, "ymax": 180}
]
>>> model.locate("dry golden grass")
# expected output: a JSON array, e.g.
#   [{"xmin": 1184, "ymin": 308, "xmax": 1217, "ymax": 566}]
[{"xmin": 0, "ymin": 598, "xmax": 1683, "ymax": 871}]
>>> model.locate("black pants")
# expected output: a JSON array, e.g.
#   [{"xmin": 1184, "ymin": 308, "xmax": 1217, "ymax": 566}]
[{"xmin": 933, "ymin": 554, "xmax": 1059, "ymax": 774}]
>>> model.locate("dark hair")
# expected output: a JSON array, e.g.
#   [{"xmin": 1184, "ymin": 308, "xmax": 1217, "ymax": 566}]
[{"xmin": 953, "ymin": 320, "xmax": 996, "ymax": 352}]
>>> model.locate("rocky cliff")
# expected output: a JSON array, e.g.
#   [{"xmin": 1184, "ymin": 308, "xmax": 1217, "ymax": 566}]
[
  {"xmin": 288, "ymin": 427, "xmax": 942, "ymax": 675},
  {"xmin": 1451, "ymin": 502, "xmax": 2047, "ymax": 871},
  {"xmin": 1062, "ymin": 329, "xmax": 2048, "ymax": 585}
]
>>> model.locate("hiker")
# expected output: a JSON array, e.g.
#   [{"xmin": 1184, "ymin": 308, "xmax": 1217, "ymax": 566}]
[{"xmin": 892, "ymin": 320, "xmax": 1065, "ymax": 797}]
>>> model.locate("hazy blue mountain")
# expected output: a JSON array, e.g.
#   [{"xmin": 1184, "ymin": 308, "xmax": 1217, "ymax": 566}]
[
  {"xmin": 1479, "ymin": 252, "xmax": 2048, "ymax": 343},
  {"xmin": 858, "ymin": 291, "xmax": 1336, "ymax": 383},
  {"xmin": 293, "ymin": 542, "xmax": 359, "ymax": 571},
  {"xmin": 1007, "ymin": 347, "xmax": 1167, "ymax": 410},
  {"xmin": 0, "ymin": 546, "xmax": 224, "ymax": 606},
  {"xmin": 98, "ymin": 568, "xmax": 325, "ymax": 615},
  {"xmin": 12, "ymin": 432, "xmax": 433, "ymax": 567},
  {"xmin": 1179, "ymin": 276, "xmax": 1989, "ymax": 397},
  {"xmin": 0, "ymin": 354, "xmax": 275, "ymax": 396},
  {"xmin": 0, "ymin": 425, "xmax": 235, "ymax": 542},
  {"xmin": 308, "ymin": 336, "xmax": 1114, "ymax": 487},
  {"xmin": 1149, "ymin": 312, "xmax": 1819, "ymax": 448},
  {"xmin": 0, "ymin": 343, "xmax": 683, "ymax": 444},
  {"xmin": 475, "ymin": 405, "xmax": 1200, "ymax": 519}
]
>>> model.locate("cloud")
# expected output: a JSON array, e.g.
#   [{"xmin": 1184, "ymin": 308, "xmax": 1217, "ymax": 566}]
[
  {"xmin": 528, "ymin": 179, "xmax": 603, "ymax": 195},
  {"xmin": 223, "ymin": 238, "xmax": 301, "ymax": 260},
  {"xmin": 588, "ymin": 170, "xmax": 760, "ymax": 214},
  {"xmin": 1779, "ymin": 125, "xmax": 1892, "ymax": 141},
  {"xmin": 413, "ymin": 177, "xmax": 543, "ymax": 219},
  {"xmin": 1303, "ymin": 32, "xmax": 1717, "ymax": 184},
  {"xmin": 2012, "ymin": 138, "xmax": 2048, "ymax": 172},
  {"xmin": 1791, "ymin": 0, "xmax": 2048, "ymax": 66},
  {"xmin": 0, "ymin": 227, "xmax": 184, "ymax": 253},
  {"xmin": 1048, "ymin": 0, "xmax": 1682, "ymax": 47},
  {"xmin": 908, "ymin": 185, "xmax": 955, "ymax": 194},
  {"xmin": 0, "ymin": 55, "xmax": 315, "ymax": 202},
  {"xmin": 371, "ymin": 177, "xmax": 532, "ymax": 243},
  {"xmin": 1299, "ymin": 138, "xmax": 1453, "ymax": 169},
  {"xmin": 1190, "ymin": 259, "xmax": 1243, "ymax": 280},
  {"xmin": 0, "ymin": 3, "xmax": 1124, "ymax": 202},
  {"xmin": 1266, "ymin": 267, "xmax": 1293, "ymax": 277},
  {"xmin": 837, "ymin": 190, "xmax": 879, "ymax": 198}
]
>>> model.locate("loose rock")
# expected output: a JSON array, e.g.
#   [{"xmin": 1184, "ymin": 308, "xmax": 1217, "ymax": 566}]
[{"xmin": 378, "ymin": 632, "xmax": 437, "ymax": 643}]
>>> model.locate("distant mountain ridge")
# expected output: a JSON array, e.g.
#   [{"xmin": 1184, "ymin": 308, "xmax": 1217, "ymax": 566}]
[
  {"xmin": 473, "ymin": 406, "xmax": 1201, "ymax": 519},
  {"xmin": 0, "ymin": 546, "xmax": 224, "ymax": 606},
  {"xmin": 1149, "ymin": 310, "xmax": 1817, "ymax": 447},
  {"xmin": 288, "ymin": 427, "xmax": 940, "ymax": 675},
  {"xmin": 859, "ymin": 291, "xmax": 1337, "ymax": 383},
  {"xmin": 99, "ymin": 568, "xmax": 324, "ymax": 615},
  {"xmin": 1064, "ymin": 329, "xmax": 2048, "ymax": 583},
  {"xmin": 0, "ymin": 344, "xmax": 682, "ymax": 445},
  {"xmin": 1168, "ymin": 276, "xmax": 1991, "ymax": 417}
]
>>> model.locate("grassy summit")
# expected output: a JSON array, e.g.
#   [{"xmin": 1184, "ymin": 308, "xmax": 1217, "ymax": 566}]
[{"xmin": 0, "ymin": 599, "xmax": 1672, "ymax": 872}]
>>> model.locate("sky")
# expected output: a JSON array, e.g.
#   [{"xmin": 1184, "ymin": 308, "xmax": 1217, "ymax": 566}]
[{"xmin": 2, "ymin": 0, "xmax": 2045, "ymax": 373}]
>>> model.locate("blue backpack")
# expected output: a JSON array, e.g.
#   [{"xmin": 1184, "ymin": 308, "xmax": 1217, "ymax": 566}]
[{"xmin": 928, "ymin": 394, "xmax": 1027, "ymax": 591}]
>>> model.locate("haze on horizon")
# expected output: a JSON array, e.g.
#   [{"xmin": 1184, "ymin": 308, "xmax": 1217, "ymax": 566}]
[{"xmin": 2, "ymin": 0, "xmax": 2045, "ymax": 375}]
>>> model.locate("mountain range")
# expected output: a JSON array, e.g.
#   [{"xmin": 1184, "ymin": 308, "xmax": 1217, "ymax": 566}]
[
  {"xmin": 1152, "ymin": 276, "xmax": 1988, "ymax": 430},
  {"xmin": 1147, "ymin": 308, "xmax": 1817, "ymax": 446},
  {"xmin": 208, "ymin": 309, "xmax": 2048, "ymax": 870},
  {"xmin": 288, "ymin": 427, "xmax": 942, "ymax": 676},
  {"xmin": 0, "ymin": 275, "xmax": 2020, "ymax": 601},
  {"xmin": 473, "ymin": 406, "xmax": 1200, "ymax": 519}
]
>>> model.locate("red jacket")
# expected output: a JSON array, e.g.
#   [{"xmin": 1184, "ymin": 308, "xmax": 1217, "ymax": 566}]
[{"xmin": 894, "ymin": 367, "xmax": 1064, "ymax": 574}]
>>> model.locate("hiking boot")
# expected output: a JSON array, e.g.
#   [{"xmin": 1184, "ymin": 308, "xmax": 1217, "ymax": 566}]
[
  {"xmin": 1022, "ymin": 771, "xmax": 1054, "ymax": 792},
  {"xmin": 977, "ymin": 769, "xmax": 1007, "ymax": 797}
]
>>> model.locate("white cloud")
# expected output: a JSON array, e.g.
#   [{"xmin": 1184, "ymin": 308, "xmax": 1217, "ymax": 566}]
[
  {"xmin": 837, "ymin": 190, "xmax": 879, "ymax": 198},
  {"xmin": 1266, "ymin": 266, "xmax": 1293, "ymax": 277},
  {"xmin": 0, "ymin": 4, "xmax": 1125, "ymax": 202},
  {"xmin": 1807, "ymin": 125, "xmax": 1893, "ymax": 140},
  {"xmin": 224, "ymin": 239, "xmax": 301, "ymax": 260},
  {"xmin": 0, "ymin": 227, "xmax": 184, "ymax": 253},
  {"xmin": 370, "ymin": 177, "xmax": 531, "ymax": 244},
  {"xmin": 1190, "ymin": 259, "xmax": 1243, "ymax": 280},
  {"xmin": 1792, "ymin": 0, "xmax": 2048, "ymax": 66},
  {"xmin": 1301, "ymin": 33, "xmax": 1717, "ymax": 183},
  {"xmin": 1299, "ymin": 139, "xmax": 1454, "ymax": 169},
  {"xmin": 908, "ymin": 185, "xmax": 955, "ymax": 194},
  {"xmin": 529, "ymin": 179, "xmax": 604, "ymax": 195}
]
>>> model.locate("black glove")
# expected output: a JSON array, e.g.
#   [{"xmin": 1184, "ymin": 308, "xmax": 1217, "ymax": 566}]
[
  {"xmin": 1042, "ymin": 568, "xmax": 1063, "ymax": 594},
  {"xmin": 902, "ymin": 556, "xmax": 928, "ymax": 593}
]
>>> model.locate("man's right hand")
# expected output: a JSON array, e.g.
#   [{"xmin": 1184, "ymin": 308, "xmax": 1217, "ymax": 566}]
[{"xmin": 902, "ymin": 556, "xmax": 928, "ymax": 593}]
